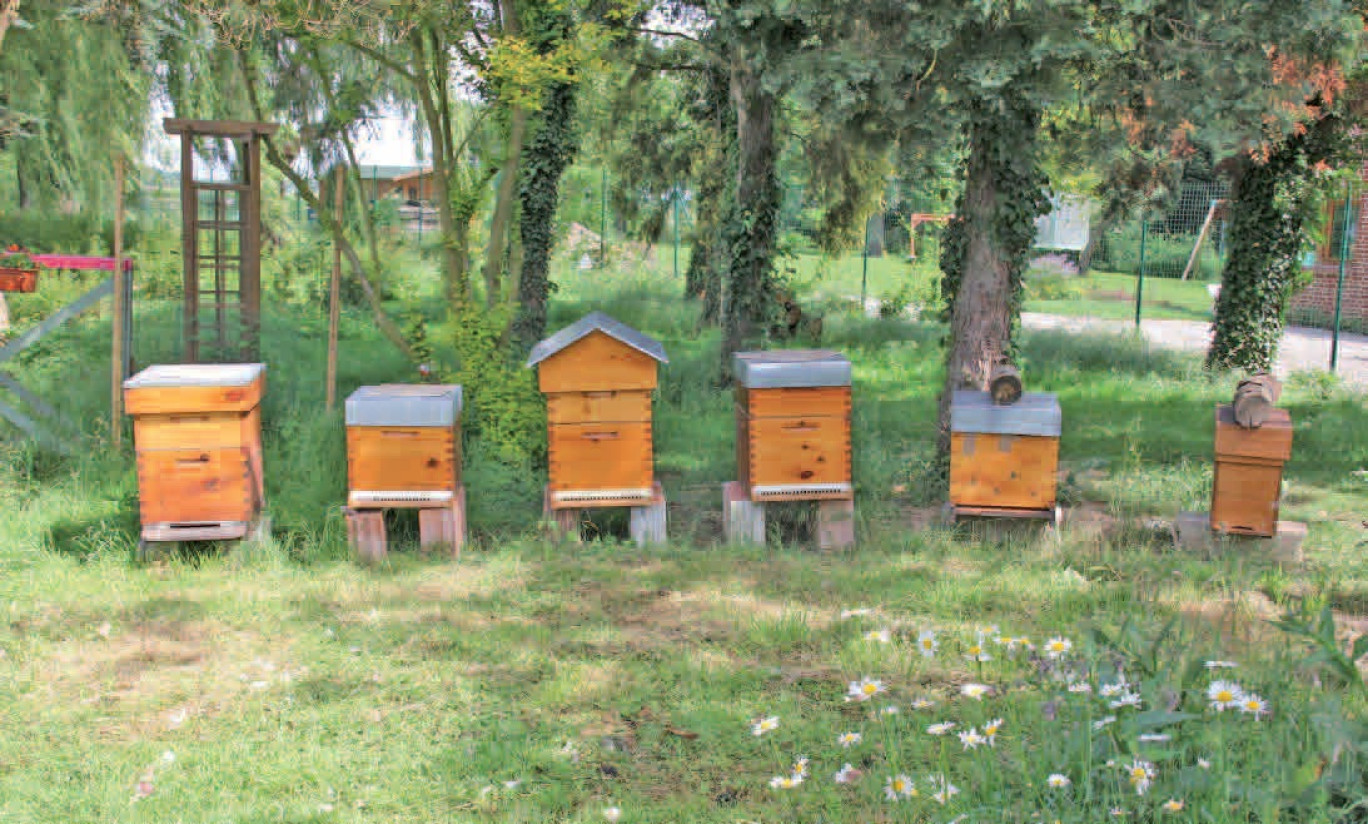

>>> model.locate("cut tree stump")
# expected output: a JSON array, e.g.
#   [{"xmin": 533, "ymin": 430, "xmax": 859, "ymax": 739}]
[
  {"xmin": 1232, "ymin": 373, "xmax": 1282, "ymax": 429},
  {"xmin": 988, "ymin": 362, "xmax": 1023, "ymax": 405}
]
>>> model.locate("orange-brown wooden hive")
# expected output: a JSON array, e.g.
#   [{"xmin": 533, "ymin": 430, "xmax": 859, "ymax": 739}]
[
  {"xmin": 1211, "ymin": 404, "xmax": 1292, "ymax": 537},
  {"xmin": 732, "ymin": 350, "xmax": 853, "ymax": 502},
  {"xmin": 948, "ymin": 390, "xmax": 1061, "ymax": 516},
  {"xmin": 527, "ymin": 312, "xmax": 668, "ymax": 509},
  {"xmin": 345, "ymin": 384, "xmax": 462, "ymax": 509},
  {"xmin": 124, "ymin": 363, "xmax": 265, "ymax": 541}
]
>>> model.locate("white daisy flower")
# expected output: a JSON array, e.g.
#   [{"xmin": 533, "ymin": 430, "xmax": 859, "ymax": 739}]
[
  {"xmin": 911, "ymin": 697, "xmax": 935, "ymax": 710},
  {"xmin": 964, "ymin": 633, "xmax": 993, "ymax": 662},
  {"xmin": 926, "ymin": 721, "xmax": 956, "ymax": 736},
  {"xmin": 833, "ymin": 763, "xmax": 859, "ymax": 784},
  {"xmin": 1162, "ymin": 798, "xmax": 1185, "ymax": 813},
  {"xmin": 1068, "ymin": 682, "xmax": 1093, "ymax": 694},
  {"xmin": 1204, "ymin": 660, "xmax": 1238, "ymax": 669},
  {"xmin": 885, "ymin": 773, "xmax": 916, "ymax": 801},
  {"xmin": 1047, "ymin": 773, "xmax": 1071, "ymax": 789},
  {"xmin": 1127, "ymin": 760, "xmax": 1156, "ymax": 796},
  {"xmin": 1238, "ymin": 692, "xmax": 1269, "ymax": 718},
  {"xmin": 1093, "ymin": 715, "xmax": 1117, "ymax": 731},
  {"xmin": 1109, "ymin": 692, "xmax": 1143, "ymax": 710},
  {"xmin": 792, "ymin": 756, "xmax": 810, "ymax": 778},
  {"xmin": 960, "ymin": 683, "xmax": 990, "ymax": 700},
  {"xmin": 603, "ymin": 808, "xmax": 622, "ymax": 822},
  {"xmin": 841, "ymin": 608, "xmax": 873, "ymax": 618},
  {"xmin": 1197, "ymin": 757, "xmax": 1212, "ymax": 769},
  {"xmin": 958, "ymin": 727, "xmax": 986, "ymax": 750},
  {"xmin": 1208, "ymin": 680, "xmax": 1244, "ymax": 712},
  {"xmin": 930, "ymin": 774, "xmax": 959, "ymax": 805},
  {"xmin": 1099, "ymin": 681, "xmax": 1127, "ymax": 698},
  {"xmin": 917, "ymin": 629, "xmax": 938, "ymax": 658},
  {"xmin": 982, "ymin": 717, "xmax": 1003, "ymax": 745},
  {"xmin": 1044, "ymin": 636, "xmax": 1073, "ymax": 659},
  {"xmin": 1110, "ymin": 808, "xmax": 1128, "ymax": 817},
  {"xmin": 847, "ymin": 677, "xmax": 886, "ymax": 702},
  {"xmin": 769, "ymin": 773, "xmax": 803, "ymax": 789},
  {"xmin": 837, "ymin": 731, "xmax": 862, "ymax": 748},
  {"xmin": 1138, "ymin": 733, "xmax": 1171, "ymax": 742},
  {"xmin": 865, "ymin": 629, "xmax": 892, "ymax": 644},
  {"xmin": 752, "ymin": 716, "xmax": 780, "ymax": 736}
]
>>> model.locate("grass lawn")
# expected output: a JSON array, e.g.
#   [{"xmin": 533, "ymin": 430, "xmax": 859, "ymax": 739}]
[
  {"xmin": 0, "ymin": 254, "xmax": 1366, "ymax": 822},
  {"xmin": 1025, "ymin": 272, "xmax": 1219, "ymax": 323}
]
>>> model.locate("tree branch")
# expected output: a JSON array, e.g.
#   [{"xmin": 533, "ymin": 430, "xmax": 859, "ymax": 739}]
[{"xmin": 235, "ymin": 48, "xmax": 414, "ymax": 360}]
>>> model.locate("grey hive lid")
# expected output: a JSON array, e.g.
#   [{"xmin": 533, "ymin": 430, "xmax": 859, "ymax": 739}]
[
  {"xmin": 346, "ymin": 384, "xmax": 462, "ymax": 427},
  {"xmin": 733, "ymin": 349, "xmax": 851, "ymax": 388},
  {"xmin": 124, "ymin": 362, "xmax": 264, "ymax": 389},
  {"xmin": 950, "ymin": 390, "xmax": 1061, "ymax": 437},
  {"xmin": 525, "ymin": 311, "xmax": 668, "ymax": 368}
]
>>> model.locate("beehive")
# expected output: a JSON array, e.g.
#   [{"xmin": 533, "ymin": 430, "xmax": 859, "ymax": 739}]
[
  {"xmin": 733, "ymin": 350, "xmax": 852, "ymax": 502},
  {"xmin": 345, "ymin": 384, "xmax": 462, "ymax": 509},
  {"xmin": 124, "ymin": 363, "xmax": 265, "ymax": 540},
  {"xmin": 1211, "ymin": 404, "xmax": 1292, "ymax": 537},
  {"xmin": 949, "ymin": 390, "xmax": 1061, "ymax": 514},
  {"xmin": 527, "ymin": 312, "xmax": 668, "ymax": 509}
]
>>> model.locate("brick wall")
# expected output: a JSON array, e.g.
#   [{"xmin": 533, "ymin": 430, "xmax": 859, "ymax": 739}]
[{"xmin": 1289, "ymin": 163, "xmax": 1368, "ymax": 325}]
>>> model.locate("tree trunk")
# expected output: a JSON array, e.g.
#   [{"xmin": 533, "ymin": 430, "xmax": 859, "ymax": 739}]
[
  {"xmin": 483, "ymin": 107, "xmax": 527, "ymax": 307},
  {"xmin": 513, "ymin": 81, "xmax": 579, "ymax": 353},
  {"xmin": 720, "ymin": 62, "xmax": 779, "ymax": 375},
  {"xmin": 0, "ymin": 0, "xmax": 19, "ymax": 57},
  {"xmin": 1206, "ymin": 116, "xmax": 1339, "ymax": 372},
  {"xmin": 937, "ymin": 95, "xmax": 1045, "ymax": 455}
]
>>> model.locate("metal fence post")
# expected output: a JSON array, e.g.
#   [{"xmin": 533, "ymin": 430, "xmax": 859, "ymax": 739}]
[
  {"xmin": 860, "ymin": 216, "xmax": 871, "ymax": 309},
  {"xmin": 1135, "ymin": 219, "xmax": 1148, "ymax": 328},
  {"xmin": 599, "ymin": 166, "xmax": 607, "ymax": 269},
  {"xmin": 673, "ymin": 186, "xmax": 680, "ymax": 279},
  {"xmin": 1330, "ymin": 187, "xmax": 1352, "ymax": 373}
]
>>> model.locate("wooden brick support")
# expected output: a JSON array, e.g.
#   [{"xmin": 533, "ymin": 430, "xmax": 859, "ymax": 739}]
[
  {"xmin": 817, "ymin": 498, "xmax": 856, "ymax": 550},
  {"xmin": 346, "ymin": 508, "xmax": 387, "ymax": 563},
  {"xmin": 543, "ymin": 485, "xmax": 582, "ymax": 541},
  {"xmin": 722, "ymin": 480, "xmax": 766, "ymax": 545},
  {"xmin": 416, "ymin": 487, "xmax": 466, "ymax": 557},
  {"xmin": 629, "ymin": 482, "xmax": 667, "ymax": 547}
]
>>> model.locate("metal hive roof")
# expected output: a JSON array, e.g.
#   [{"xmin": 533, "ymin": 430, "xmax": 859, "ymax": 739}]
[{"xmin": 525, "ymin": 311, "xmax": 669, "ymax": 367}]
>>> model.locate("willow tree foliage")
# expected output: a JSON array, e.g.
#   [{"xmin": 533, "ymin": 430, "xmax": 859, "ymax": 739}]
[{"xmin": 0, "ymin": 0, "xmax": 150, "ymax": 209}]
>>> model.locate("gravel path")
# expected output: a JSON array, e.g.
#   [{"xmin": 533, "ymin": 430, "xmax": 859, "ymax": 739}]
[{"xmin": 1021, "ymin": 313, "xmax": 1368, "ymax": 390}]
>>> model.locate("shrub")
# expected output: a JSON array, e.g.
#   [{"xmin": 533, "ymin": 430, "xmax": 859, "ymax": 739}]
[{"xmin": 1024, "ymin": 253, "xmax": 1085, "ymax": 301}]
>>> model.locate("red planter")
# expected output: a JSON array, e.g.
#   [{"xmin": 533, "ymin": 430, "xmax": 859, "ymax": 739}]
[{"xmin": 0, "ymin": 267, "xmax": 37, "ymax": 293}]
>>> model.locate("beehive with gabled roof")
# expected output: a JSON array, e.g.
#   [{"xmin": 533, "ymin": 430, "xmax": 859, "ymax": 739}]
[{"xmin": 527, "ymin": 312, "xmax": 668, "ymax": 509}]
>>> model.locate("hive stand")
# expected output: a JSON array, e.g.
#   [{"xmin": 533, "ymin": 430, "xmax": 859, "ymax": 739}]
[
  {"xmin": 947, "ymin": 390, "xmax": 1062, "ymax": 524},
  {"xmin": 527, "ymin": 312, "xmax": 669, "ymax": 547},
  {"xmin": 723, "ymin": 350, "xmax": 855, "ymax": 550},
  {"xmin": 124, "ymin": 363, "xmax": 268, "ymax": 555},
  {"xmin": 343, "ymin": 384, "xmax": 466, "ymax": 562}
]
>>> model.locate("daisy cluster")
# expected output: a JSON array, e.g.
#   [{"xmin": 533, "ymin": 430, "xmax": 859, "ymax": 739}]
[{"xmin": 742, "ymin": 615, "xmax": 1280, "ymax": 818}]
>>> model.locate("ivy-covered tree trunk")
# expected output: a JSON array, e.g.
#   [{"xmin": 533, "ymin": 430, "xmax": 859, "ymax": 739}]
[
  {"xmin": 513, "ymin": 81, "xmax": 579, "ymax": 353},
  {"xmin": 1207, "ymin": 116, "xmax": 1340, "ymax": 372},
  {"xmin": 937, "ymin": 94, "xmax": 1047, "ymax": 454},
  {"xmin": 721, "ymin": 62, "xmax": 779, "ymax": 372}
]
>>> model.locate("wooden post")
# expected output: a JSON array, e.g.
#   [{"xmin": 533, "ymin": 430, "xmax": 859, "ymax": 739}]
[
  {"xmin": 111, "ymin": 154, "xmax": 126, "ymax": 447},
  {"xmin": 1181, "ymin": 199, "xmax": 1222, "ymax": 281},
  {"xmin": 988, "ymin": 362, "xmax": 1023, "ymax": 405},
  {"xmin": 326, "ymin": 168, "xmax": 343, "ymax": 411}
]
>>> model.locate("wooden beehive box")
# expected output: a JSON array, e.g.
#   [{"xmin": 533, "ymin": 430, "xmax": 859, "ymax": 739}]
[
  {"xmin": 345, "ymin": 384, "xmax": 462, "ymax": 508},
  {"xmin": 124, "ymin": 363, "xmax": 265, "ymax": 538},
  {"xmin": 527, "ymin": 312, "xmax": 668, "ymax": 509},
  {"xmin": 949, "ymin": 390, "xmax": 1061, "ymax": 513},
  {"xmin": 1211, "ymin": 404, "xmax": 1292, "ymax": 537},
  {"xmin": 733, "ymin": 350, "xmax": 852, "ymax": 502}
]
